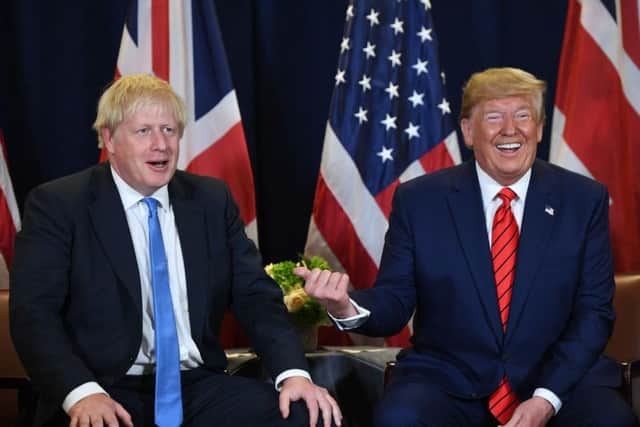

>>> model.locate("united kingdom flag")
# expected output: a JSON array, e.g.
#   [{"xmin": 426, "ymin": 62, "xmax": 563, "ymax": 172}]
[{"xmin": 110, "ymin": 0, "xmax": 257, "ymax": 346}]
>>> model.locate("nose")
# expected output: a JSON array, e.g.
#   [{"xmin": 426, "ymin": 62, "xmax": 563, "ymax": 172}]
[
  {"xmin": 150, "ymin": 129, "xmax": 168, "ymax": 150},
  {"xmin": 501, "ymin": 115, "xmax": 517, "ymax": 136}
]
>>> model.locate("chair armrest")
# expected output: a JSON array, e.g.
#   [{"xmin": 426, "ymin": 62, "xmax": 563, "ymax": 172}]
[{"xmin": 622, "ymin": 360, "xmax": 640, "ymax": 417}]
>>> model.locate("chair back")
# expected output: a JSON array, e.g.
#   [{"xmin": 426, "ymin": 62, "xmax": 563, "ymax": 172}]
[{"xmin": 605, "ymin": 273, "xmax": 640, "ymax": 363}]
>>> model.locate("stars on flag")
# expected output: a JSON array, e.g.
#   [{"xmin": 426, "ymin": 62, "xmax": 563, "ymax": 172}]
[
  {"xmin": 404, "ymin": 122, "xmax": 420, "ymax": 139},
  {"xmin": 385, "ymin": 81, "xmax": 400, "ymax": 99},
  {"xmin": 381, "ymin": 114, "xmax": 398, "ymax": 130},
  {"xmin": 438, "ymin": 98, "xmax": 451, "ymax": 114},
  {"xmin": 346, "ymin": 4, "xmax": 355, "ymax": 20},
  {"xmin": 366, "ymin": 9, "xmax": 380, "ymax": 26},
  {"xmin": 388, "ymin": 50, "xmax": 402, "ymax": 67},
  {"xmin": 377, "ymin": 146, "xmax": 394, "ymax": 162},
  {"xmin": 363, "ymin": 42, "xmax": 376, "ymax": 58},
  {"xmin": 354, "ymin": 106, "xmax": 368, "ymax": 124},
  {"xmin": 408, "ymin": 90, "xmax": 425, "ymax": 107},
  {"xmin": 332, "ymin": 1, "xmax": 453, "ymax": 165},
  {"xmin": 412, "ymin": 58, "xmax": 428, "ymax": 75},
  {"xmin": 358, "ymin": 74, "xmax": 372, "ymax": 92},
  {"xmin": 417, "ymin": 26, "xmax": 432, "ymax": 42},
  {"xmin": 340, "ymin": 37, "xmax": 351, "ymax": 53},
  {"xmin": 390, "ymin": 18, "xmax": 404, "ymax": 35}
]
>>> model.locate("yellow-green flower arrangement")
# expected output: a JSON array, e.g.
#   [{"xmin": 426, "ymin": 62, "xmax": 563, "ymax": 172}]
[{"xmin": 265, "ymin": 255, "xmax": 332, "ymax": 328}]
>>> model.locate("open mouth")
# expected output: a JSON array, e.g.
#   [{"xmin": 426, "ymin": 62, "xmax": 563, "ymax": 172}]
[
  {"xmin": 147, "ymin": 160, "xmax": 169, "ymax": 169},
  {"xmin": 496, "ymin": 143, "xmax": 522, "ymax": 153}
]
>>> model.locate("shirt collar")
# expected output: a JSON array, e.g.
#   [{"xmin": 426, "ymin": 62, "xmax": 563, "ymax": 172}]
[
  {"xmin": 475, "ymin": 161, "xmax": 531, "ymax": 209},
  {"xmin": 110, "ymin": 165, "xmax": 170, "ymax": 211}
]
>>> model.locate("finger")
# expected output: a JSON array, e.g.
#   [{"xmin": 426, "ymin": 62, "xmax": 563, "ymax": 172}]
[
  {"xmin": 316, "ymin": 394, "xmax": 333, "ymax": 427},
  {"xmin": 69, "ymin": 415, "xmax": 79, "ymax": 427},
  {"xmin": 293, "ymin": 266, "xmax": 310, "ymax": 279},
  {"xmin": 337, "ymin": 273, "xmax": 350, "ymax": 292},
  {"xmin": 303, "ymin": 395, "xmax": 319, "ymax": 427},
  {"xmin": 115, "ymin": 403, "xmax": 134, "ymax": 427},
  {"xmin": 318, "ymin": 269, "xmax": 332, "ymax": 284},
  {"xmin": 327, "ymin": 394, "xmax": 342, "ymax": 427},
  {"xmin": 103, "ymin": 411, "xmax": 119, "ymax": 427},
  {"xmin": 304, "ymin": 268, "xmax": 323, "ymax": 292},
  {"xmin": 279, "ymin": 390, "xmax": 291, "ymax": 419},
  {"xmin": 78, "ymin": 414, "xmax": 91, "ymax": 427},
  {"xmin": 89, "ymin": 414, "xmax": 104, "ymax": 427}
]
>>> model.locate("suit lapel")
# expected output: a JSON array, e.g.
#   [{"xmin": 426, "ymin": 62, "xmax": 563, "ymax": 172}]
[
  {"xmin": 169, "ymin": 176, "xmax": 209, "ymax": 345},
  {"xmin": 87, "ymin": 164, "xmax": 142, "ymax": 309},
  {"xmin": 505, "ymin": 160, "xmax": 559, "ymax": 344},
  {"xmin": 447, "ymin": 162, "xmax": 503, "ymax": 345}
]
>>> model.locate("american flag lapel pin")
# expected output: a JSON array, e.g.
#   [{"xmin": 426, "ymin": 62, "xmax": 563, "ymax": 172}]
[{"xmin": 545, "ymin": 206, "xmax": 555, "ymax": 216}]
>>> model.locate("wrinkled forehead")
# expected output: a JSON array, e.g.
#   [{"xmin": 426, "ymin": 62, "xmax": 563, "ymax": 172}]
[{"xmin": 472, "ymin": 94, "xmax": 539, "ymax": 117}]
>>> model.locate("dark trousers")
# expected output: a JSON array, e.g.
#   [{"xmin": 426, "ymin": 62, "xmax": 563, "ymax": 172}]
[
  {"xmin": 375, "ymin": 375, "xmax": 638, "ymax": 427},
  {"xmin": 48, "ymin": 368, "xmax": 312, "ymax": 427}
]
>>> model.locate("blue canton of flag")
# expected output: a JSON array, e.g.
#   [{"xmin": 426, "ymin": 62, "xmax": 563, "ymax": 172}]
[{"xmin": 331, "ymin": 0, "xmax": 458, "ymax": 195}]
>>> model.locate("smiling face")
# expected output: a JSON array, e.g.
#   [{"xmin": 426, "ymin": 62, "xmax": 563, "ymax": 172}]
[
  {"xmin": 461, "ymin": 95, "xmax": 543, "ymax": 186},
  {"xmin": 103, "ymin": 102, "xmax": 180, "ymax": 196}
]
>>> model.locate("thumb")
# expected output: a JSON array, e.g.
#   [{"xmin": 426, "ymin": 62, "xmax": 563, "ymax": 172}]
[{"xmin": 279, "ymin": 389, "xmax": 291, "ymax": 419}]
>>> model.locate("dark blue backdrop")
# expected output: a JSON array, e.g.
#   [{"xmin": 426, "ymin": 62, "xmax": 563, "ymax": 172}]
[{"xmin": 2, "ymin": 0, "xmax": 567, "ymax": 264}]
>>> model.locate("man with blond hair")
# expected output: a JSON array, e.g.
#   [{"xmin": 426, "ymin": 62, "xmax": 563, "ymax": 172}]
[
  {"xmin": 11, "ymin": 74, "xmax": 341, "ymax": 427},
  {"xmin": 299, "ymin": 68, "xmax": 637, "ymax": 426}
]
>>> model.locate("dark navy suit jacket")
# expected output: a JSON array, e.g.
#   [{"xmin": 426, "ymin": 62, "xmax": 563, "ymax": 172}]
[
  {"xmin": 352, "ymin": 159, "xmax": 620, "ymax": 403},
  {"xmin": 10, "ymin": 163, "xmax": 308, "ymax": 424}
]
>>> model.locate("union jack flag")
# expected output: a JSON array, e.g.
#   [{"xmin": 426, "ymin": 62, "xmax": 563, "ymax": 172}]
[
  {"xmin": 110, "ymin": 0, "xmax": 257, "ymax": 346},
  {"xmin": 305, "ymin": 0, "xmax": 461, "ymax": 346},
  {"xmin": 550, "ymin": 0, "xmax": 639, "ymax": 273},
  {"xmin": 0, "ymin": 128, "xmax": 20, "ymax": 288}
]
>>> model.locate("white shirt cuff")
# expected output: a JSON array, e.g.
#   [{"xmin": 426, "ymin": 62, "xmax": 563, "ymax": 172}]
[
  {"xmin": 533, "ymin": 387, "xmax": 562, "ymax": 415},
  {"xmin": 62, "ymin": 382, "xmax": 109, "ymax": 413},
  {"xmin": 329, "ymin": 298, "xmax": 370, "ymax": 330},
  {"xmin": 274, "ymin": 369, "xmax": 312, "ymax": 391}
]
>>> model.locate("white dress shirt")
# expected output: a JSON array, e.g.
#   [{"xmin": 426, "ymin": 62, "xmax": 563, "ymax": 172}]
[
  {"xmin": 63, "ymin": 168, "xmax": 309, "ymax": 412},
  {"xmin": 334, "ymin": 162, "xmax": 562, "ymax": 415}
]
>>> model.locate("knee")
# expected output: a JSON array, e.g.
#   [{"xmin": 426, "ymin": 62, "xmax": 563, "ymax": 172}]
[
  {"xmin": 285, "ymin": 400, "xmax": 311, "ymax": 426},
  {"xmin": 607, "ymin": 409, "xmax": 639, "ymax": 427},
  {"xmin": 374, "ymin": 400, "xmax": 422, "ymax": 427}
]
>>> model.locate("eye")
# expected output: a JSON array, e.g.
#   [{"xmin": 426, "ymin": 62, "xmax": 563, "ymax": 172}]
[
  {"xmin": 136, "ymin": 128, "xmax": 150, "ymax": 136},
  {"xmin": 485, "ymin": 113, "xmax": 503, "ymax": 123},
  {"xmin": 515, "ymin": 110, "xmax": 532, "ymax": 121},
  {"xmin": 162, "ymin": 126, "xmax": 176, "ymax": 135}
]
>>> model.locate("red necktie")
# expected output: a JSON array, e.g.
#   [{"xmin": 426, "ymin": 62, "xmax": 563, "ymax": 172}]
[{"xmin": 488, "ymin": 188, "xmax": 519, "ymax": 424}]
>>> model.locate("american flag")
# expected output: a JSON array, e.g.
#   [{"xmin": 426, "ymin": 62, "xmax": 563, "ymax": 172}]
[
  {"xmin": 110, "ymin": 0, "xmax": 257, "ymax": 346},
  {"xmin": 0, "ymin": 128, "xmax": 21, "ymax": 289},
  {"xmin": 305, "ymin": 0, "xmax": 461, "ymax": 346},
  {"xmin": 550, "ymin": 0, "xmax": 639, "ymax": 273}
]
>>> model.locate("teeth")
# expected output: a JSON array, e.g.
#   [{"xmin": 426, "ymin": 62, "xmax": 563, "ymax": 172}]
[{"xmin": 497, "ymin": 143, "xmax": 521, "ymax": 149}]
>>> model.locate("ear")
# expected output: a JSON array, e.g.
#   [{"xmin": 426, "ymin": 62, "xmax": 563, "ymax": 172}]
[
  {"xmin": 460, "ymin": 118, "xmax": 474, "ymax": 149},
  {"xmin": 536, "ymin": 121, "xmax": 543, "ymax": 144},
  {"xmin": 101, "ymin": 128, "xmax": 116, "ymax": 154}
]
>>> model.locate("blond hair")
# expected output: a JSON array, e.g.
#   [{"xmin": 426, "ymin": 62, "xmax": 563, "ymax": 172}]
[
  {"xmin": 460, "ymin": 67, "xmax": 547, "ymax": 123},
  {"xmin": 93, "ymin": 74, "xmax": 186, "ymax": 147}
]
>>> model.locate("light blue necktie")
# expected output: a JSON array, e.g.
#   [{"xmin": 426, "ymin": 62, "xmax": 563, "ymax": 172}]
[{"xmin": 143, "ymin": 197, "xmax": 183, "ymax": 427}]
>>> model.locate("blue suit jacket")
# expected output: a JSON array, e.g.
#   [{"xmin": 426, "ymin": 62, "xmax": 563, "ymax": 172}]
[
  {"xmin": 352, "ymin": 159, "xmax": 620, "ymax": 403},
  {"xmin": 10, "ymin": 163, "xmax": 308, "ymax": 424}
]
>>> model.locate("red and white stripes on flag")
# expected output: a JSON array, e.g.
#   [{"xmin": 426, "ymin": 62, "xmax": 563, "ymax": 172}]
[
  {"xmin": 305, "ymin": 0, "xmax": 461, "ymax": 347},
  {"xmin": 550, "ymin": 0, "xmax": 639, "ymax": 272},
  {"xmin": 106, "ymin": 0, "xmax": 257, "ymax": 242},
  {"xmin": 0, "ymin": 129, "xmax": 21, "ymax": 288}
]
